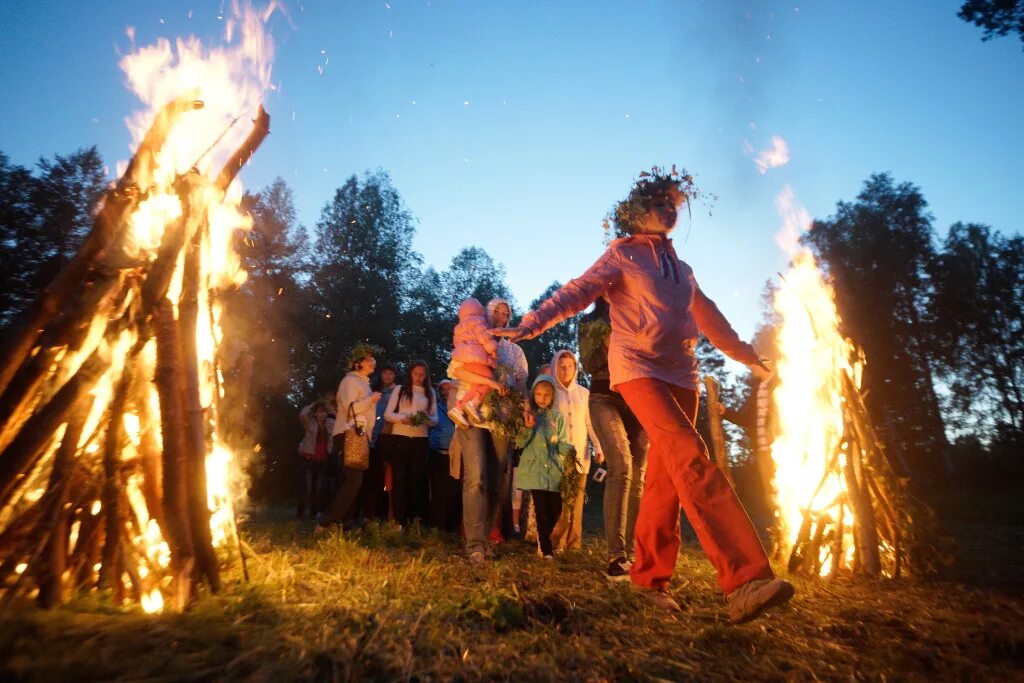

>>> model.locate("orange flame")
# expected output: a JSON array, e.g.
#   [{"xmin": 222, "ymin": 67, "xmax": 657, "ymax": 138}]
[
  {"xmin": 109, "ymin": 1, "xmax": 275, "ymax": 612},
  {"xmin": 769, "ymin": 186, "xmax": 858, "ymax": 576}
]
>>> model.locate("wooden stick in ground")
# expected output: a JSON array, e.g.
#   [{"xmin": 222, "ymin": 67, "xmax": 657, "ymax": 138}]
[
  {"xmin": 36, "ymin": 397, "xmax": 91, "ymax": 608},
  {"xmin": 0, "ymin": 96, "xmax": 202, "ymax": 398},
  {"xmin": 702, "ymin": 376, "xmax": 735, "ymax": 487},
  {"xmin": 843, "ymin": 433, "xmax": 881, "ymax": 576},
  {"xmin": 97, "ymin": 358, "xmax": 134, "ymax": 592},
  {"xmin": 178, "ymin": 213, "xmax": 221, "ymax": 594},
  {"xmin": 134, "ymin": 365, "xmax": 166, "ymax": 534},
  {"xmin": 154, "ymin": 298, "xmax": 195, "ymax": 611}
]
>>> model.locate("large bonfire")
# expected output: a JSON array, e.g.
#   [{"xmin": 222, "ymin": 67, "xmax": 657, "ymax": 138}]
[
  {"xmin": 765, "ymin": 187, "xmax": 950, "ymax": 578},
  {"xmin": 0, "ymin": 3, "xmax": 275, "ymax": 612}
]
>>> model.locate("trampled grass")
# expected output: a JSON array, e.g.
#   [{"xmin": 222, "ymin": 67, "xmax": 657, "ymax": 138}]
[{"xmin": 2, "ymin": 505, "xmax": 1023, "ymax": 681}]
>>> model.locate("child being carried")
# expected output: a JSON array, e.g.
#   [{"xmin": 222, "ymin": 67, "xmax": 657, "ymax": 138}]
[{"xmin": 448, "ymin": 297, "xmax": 500, "ymax": 428}]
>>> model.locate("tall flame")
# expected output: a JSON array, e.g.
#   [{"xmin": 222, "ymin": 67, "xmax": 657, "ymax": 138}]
[
  {"xmin": 769, "ymin": 186, "xmax": 858, "ymax": 576},
  {"xmin": 110, "ymin": 1, "xmax": 274, "ymax": 612}
]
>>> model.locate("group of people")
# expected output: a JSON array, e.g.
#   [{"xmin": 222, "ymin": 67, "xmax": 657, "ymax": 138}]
[{"xmin": 297, "ymin": 168, "xmax": 795, "ymax": 624}]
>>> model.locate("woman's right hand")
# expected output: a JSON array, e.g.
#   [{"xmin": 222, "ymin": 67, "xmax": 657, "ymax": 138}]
[
  {"xmin": 524, "ymin": 410, "xmax": 536, "ymax": 428},
  {"xmin": 370, "ymin": 391, "xmax": 383, "ymax": 404},
  {"xmin": 487, "ymin": 379, "xmax": 507, "ymax": 395}
]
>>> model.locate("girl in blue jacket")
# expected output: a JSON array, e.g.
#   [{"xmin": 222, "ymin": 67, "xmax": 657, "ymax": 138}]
[{"xmin": 515, "ymin": 374, "xmax": 573, "ymax": 558}]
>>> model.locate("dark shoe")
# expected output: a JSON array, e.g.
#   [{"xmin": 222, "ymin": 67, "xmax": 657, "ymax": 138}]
[
  {"xmin": 630, "ymin": 583, "xmax": 681, "ymax": 612},
  {"xmin": 606, "ymin": 556, "xmax": 632, "ymax": 582},
  {"xmin": 727, "ymin": 578, "xmax": 794, "ymax": 624}
]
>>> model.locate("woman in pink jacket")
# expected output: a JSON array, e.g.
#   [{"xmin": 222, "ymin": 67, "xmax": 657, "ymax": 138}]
[{"xmin": 494, "ymin": 169, "xmax": 794, "ymax": 623}]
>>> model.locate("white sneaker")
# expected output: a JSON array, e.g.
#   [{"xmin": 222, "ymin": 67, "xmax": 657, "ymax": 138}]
[
  {"xmin": 630, "ymin": 584, "xmax": 682, "ymax": 612},
  {"xmin": 467, "ymin": 551, "xmax": 486, "ymax": 564},
  {"xmin": 463, "ymin": 402, "xmax": 483, "ymax": 424},
  {"xmin": 448, "ymin": 406, "xmax": 470, "ymax": 429},
  {"xmin": 727, "ymin": 578, "xmax": 794, "ymax": 623}
]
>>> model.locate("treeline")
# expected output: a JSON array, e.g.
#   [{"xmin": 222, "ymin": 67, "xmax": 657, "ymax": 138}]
[{"xmin": 1, "ymin": 149, "xmax": 1020, "ymax": 499}]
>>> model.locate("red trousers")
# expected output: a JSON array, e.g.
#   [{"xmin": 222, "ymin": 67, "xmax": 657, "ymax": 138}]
[{"xmin": 618, "ymin": 378, "xmax": 773, "ymax": 594}]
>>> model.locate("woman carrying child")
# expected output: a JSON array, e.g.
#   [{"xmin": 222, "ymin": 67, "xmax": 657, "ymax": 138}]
[{"xmin": 514, "ymin": 374, "xmax": 573, "ymax": 559}]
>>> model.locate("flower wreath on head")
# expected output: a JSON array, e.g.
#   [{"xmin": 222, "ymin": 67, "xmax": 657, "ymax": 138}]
[
  {"xmin": 602, "ymin": 164, "xmax": 716, "ymax": 243},
  {"xmin": 346, "ymin": 341, "xmax": 382, "ymax": 371}
]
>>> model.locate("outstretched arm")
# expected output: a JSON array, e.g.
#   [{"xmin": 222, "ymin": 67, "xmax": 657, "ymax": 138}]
[
  {"xmin": 690, "ymin": 281, "xmax": 763, "ymax": 368},
  {"xmin": 493, "ymin": 247, "xmax": 622, "ymax": 342}
]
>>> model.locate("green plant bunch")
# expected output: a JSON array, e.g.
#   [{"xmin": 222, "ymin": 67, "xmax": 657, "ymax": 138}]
[
  {"xmin": 602, "ymin": 164, "xmax": 717, "ymax": 243},
  {"xmin": 578, "ymin": 318, "xmax": 611, "ymax": 372},
  {"xmin": 345, "ymin": 341, "xmax": 382, "ymax": 370},
  {"xmin": 407, "ymin": 411, "xmax": 430, "ymax": 427},
  {"xmin": 559, "ymin": 445, "xmax": 583, "ymax": 508},
  {"xmin": 479, "ymin": 364, "xmax": 527, "ymax": 441}
]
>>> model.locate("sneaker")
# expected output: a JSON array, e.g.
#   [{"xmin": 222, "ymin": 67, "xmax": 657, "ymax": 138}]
[
  {"xmin": 488, "ymin": 525, "xmax": 505, "ymax": 544},
  {"xmin": 448, "ymin": 407, "xmax": 470, "ymax": 429},
  {"xmin": 463, "ymin": 402, "xmax": 483, "ymax": 424},
  {"xmin": 630, "ymin": 584, "xmax": 681, "ymax": 612},
  {"xmin": 542, "ymin": 554, "xmax": 554, "ymax": 561},
  {"xmin": 726, "ymin": 578, "xmax": 794, "ymax": 624},
  {"xmin": 606, "ymin": 557, "xmax": 632, "ymax": 582},
  {"xmin": 467, "ymin": 551, "xmax": 486, "ymax": 564}
]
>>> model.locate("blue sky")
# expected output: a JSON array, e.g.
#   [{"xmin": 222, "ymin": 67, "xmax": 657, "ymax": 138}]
[{"xmin": 2, "ymin": 1, "xmax": 1021, "ymax": 343}]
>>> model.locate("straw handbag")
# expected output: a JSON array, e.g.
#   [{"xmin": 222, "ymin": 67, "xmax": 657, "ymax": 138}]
[{"xmin": 342, "ymin": 403, "xmax": 370, "ymax": 471}]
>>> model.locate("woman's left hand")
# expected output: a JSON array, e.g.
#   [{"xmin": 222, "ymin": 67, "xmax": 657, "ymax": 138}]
[{"xmin": 490, "ymin": 326, "xmax": 535, "ymax": 343}]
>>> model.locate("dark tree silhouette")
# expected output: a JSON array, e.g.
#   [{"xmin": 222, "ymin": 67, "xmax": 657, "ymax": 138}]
[
  {"xmin": 304, "ymin": 170, "xmax": 421, "ymax": 396},
  {"xmin": 929, "ymin": 222, "xmax": 1023, "ymax": 438},
  {"xmin": 803, "ymin": 173, "xmax": 949, "ymax": 491},
  {"xmin": 958, "ymin": 0, "xmax": 1024, "ymax": 48},
  {"xmin": 0, "ymin": 147, "xmax": 106, "ymax": 328}
]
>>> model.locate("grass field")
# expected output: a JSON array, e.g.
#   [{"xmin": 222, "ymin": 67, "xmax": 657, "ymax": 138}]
[{"xmin": 2, "ymin": 501, "xmax": 1023, "ymax": 682}]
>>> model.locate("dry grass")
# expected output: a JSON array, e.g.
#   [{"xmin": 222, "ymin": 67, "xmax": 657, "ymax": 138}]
[{"xmin": 2, "ymin": 505, "xmax": 1023, "ymax": 682}]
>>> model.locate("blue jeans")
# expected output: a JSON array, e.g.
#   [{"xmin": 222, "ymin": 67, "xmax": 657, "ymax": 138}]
[
  {"xmin": 590, "ymin": 391, "xmax": 648, "ymax": 561},
  {"xmin": 458, "ymin": 426, "xmax": 510, "ymax": 555}
]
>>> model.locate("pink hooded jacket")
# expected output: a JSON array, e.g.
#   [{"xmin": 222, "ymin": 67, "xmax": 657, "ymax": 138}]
[
  {"xmin": 451, "ymin": 297, "xmax": 498, "ymax": 367},
  {"xmin": 520, "ymin": 233, "xmax": 760, "ymax": 390}
]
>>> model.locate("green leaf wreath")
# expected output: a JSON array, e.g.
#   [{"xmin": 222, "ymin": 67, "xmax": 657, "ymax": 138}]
[{"xmin": 602, "ymin": 164, "xmax": 717, "ymax": 243}]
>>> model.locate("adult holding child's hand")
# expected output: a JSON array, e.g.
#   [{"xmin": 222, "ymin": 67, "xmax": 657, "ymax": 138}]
[{"xmin": 502, "ymin": 167, "xmax": 794, "ymax": 624}]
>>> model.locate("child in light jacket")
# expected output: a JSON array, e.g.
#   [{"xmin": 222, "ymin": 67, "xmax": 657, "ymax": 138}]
[
  {"xmin": 514, "ymin": 374, "xmax": 573, "ymax": 558},
  {"xmin": 448, "ymin": 297, "xmax": 499, "ymax": 427}
]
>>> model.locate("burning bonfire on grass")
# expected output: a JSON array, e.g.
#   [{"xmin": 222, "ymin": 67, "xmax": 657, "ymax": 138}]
[
  {"xmin": 0, "ymin": 4, "xmax": 275, "ymax": 613},
  {"xmin": 765, "ymin": 188, "xmax": 951, "ymax": 579}
]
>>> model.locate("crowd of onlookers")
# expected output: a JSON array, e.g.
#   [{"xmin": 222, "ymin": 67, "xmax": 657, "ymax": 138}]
[
  {"xmin": 293, "ymin": 169, "xmax": 795, "ymax": 622},
  {"xmin": 297, "ymin": 297, "xmax": 643, "ymax": 579}
]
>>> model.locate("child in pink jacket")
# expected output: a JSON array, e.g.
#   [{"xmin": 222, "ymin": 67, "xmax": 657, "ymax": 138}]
[{"xmin": 449, "ymin": 297, "xmax": 499, "ymax": 428}]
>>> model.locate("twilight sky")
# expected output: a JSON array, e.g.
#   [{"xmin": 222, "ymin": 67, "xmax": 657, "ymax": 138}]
[{"xmin": 1, "ymin": 1, "xmax": 1021, "ymax": 342}]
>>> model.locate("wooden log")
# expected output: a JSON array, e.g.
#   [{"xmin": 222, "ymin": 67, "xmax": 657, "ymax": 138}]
[
  {"xmin": 98, "ymin": 359, "xmax": 133, "ymax": 591},
  {"xmin": 178, "ymin": 214, "xmax": 220, "ymax": 594},
  {"xmin": 830, "ymin": 498, "xmax": 845, "ymax": 579},
  {"xmin": 134, "ymin": 366, "xmax": 166, "ymax": 534},
  {"xmin": 844, "ymin": 435, "xmax": 881, "ymax": 576},
  {"xmin": 153, "ymin": 298, "xmax": 195, "ymax": 610},
  {"xmin": 0, "ymin": 272, "xmax": 126, "ymax": 454},
  {"xmin": 215, "ymin": 107, "xmax": 270, "ymax": 192},
  {"xmin": 0, "ymin": 351, "xmax": 106, "ymax": 509},
  {"xmin": 703, "ymin": 376, "xmax": 735, "ymax": 486},
  {"xmin": 36, "ymin": 397, "xmax": 91, "ymax": 607},
  {"xmin": 0, "ymin": 97, "xmax": 201, "ymax": 398}
]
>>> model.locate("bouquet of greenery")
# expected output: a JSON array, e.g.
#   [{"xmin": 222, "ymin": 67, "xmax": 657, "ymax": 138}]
[
  {"xmin": 480, "ymin": 363, "xmax": 527, "ymax": 443},
  {"xmin": 559, "ymin": 445, "xmax": 583, "ymax": 508},
  {"xmin": 407, "ymin": 411, "xmax": 429, "ymax": 427}
]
